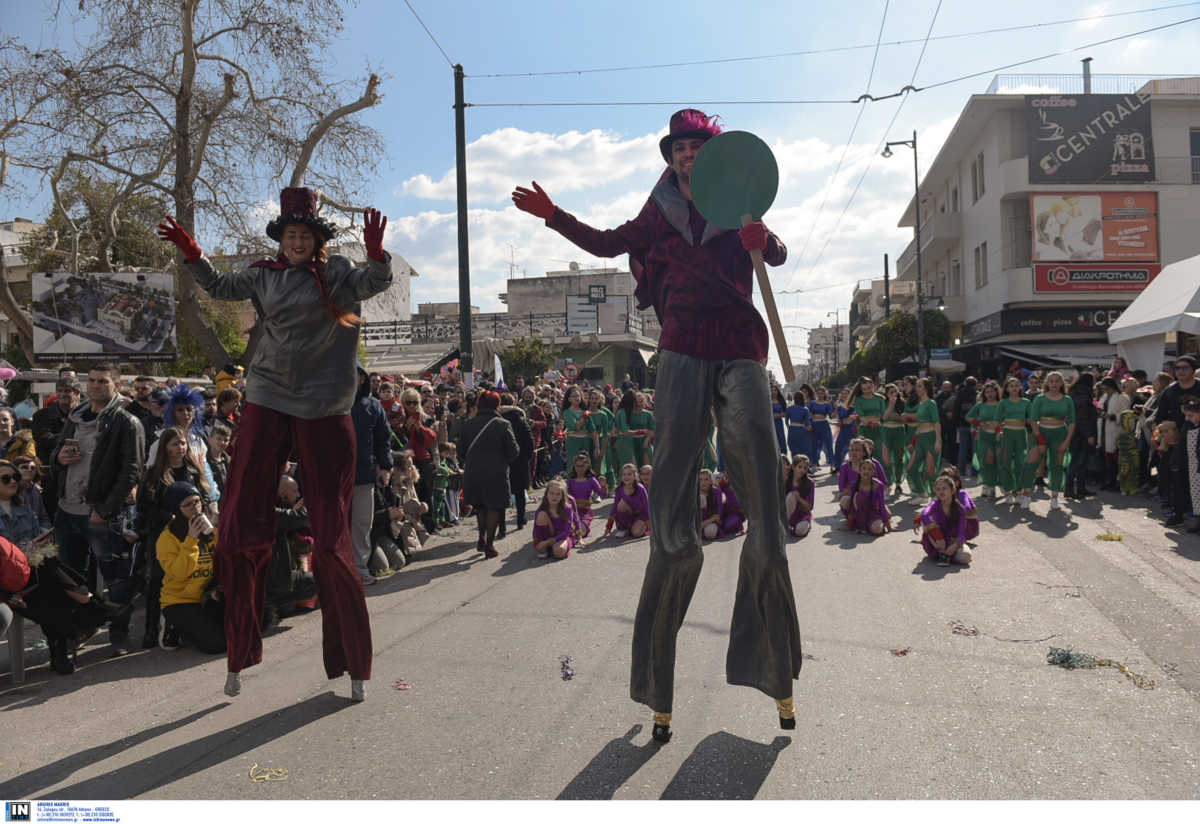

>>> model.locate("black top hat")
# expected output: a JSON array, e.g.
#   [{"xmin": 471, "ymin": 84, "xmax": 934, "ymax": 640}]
[
  {"xmin": 658, "ymin": 108, "xmax": 723, "ymax": 162},
  {"xmin": 265, "ymin": 187, "xmax": 338, "ymax": 243}
]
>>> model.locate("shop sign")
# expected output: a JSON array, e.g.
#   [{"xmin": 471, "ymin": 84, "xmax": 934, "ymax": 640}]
[
  {"xmin": 964, "ymin": 306, "xmax": 1125, "ymax": 342},
  {"xmin": 1033, "ymin": 262, "xmax": 1161, "ymax": 293},
  {"xmin": 1027, "ymin": 93, "xmax": 1154, "ymax": 183}
]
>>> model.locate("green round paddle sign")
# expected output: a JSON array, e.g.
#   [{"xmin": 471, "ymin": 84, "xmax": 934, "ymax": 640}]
[{"xmin": 690, "ymin": 130, "xmax": 779, "ymax": 230}]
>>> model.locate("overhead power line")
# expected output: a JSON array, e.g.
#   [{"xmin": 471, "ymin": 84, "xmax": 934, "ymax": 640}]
[
  {"xmin": 792, "ymin": 0, "xmax": 891, "ymax": 272},
  {"xmin": 467, "ymin": 2, "xmax": 1200, "ymax": 78},
  {"xmin": 403, "ymin": 0, "xmax": 455, "ymax": 68}
]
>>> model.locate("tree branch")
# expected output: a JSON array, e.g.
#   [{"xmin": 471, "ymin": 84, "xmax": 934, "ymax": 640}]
[
  {"xmin": 289, "ymin": 73, "xmax": 381, "ymax": 187},
  {"xmin": 64, "ymin": 151, "xmax": 173, "ymax": 195},
  {"xmin": 188, "ymin": 72, "xmax": 236, "ymax": 183}
]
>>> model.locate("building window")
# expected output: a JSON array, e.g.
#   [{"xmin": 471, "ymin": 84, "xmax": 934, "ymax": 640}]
[
  {"xmin": 1191, "ymin": 128, "xmax": 1200, "ymax": 184},
  {"xmin": 951, "ymin": 259, "xmax": 961, "ymax": 296},
  {"xmin": 951, "ymin": 187, "xmax": 959, "ymax": 212},
  {"xmin": 970, "ymin": 160, "xmax": 979, "ymax": 203},
  {"xmin": 974, "ymin": 243, "xmax": 988, "ymax": 289},
  {"xmin": 976, "ymin": 152, "xmax": 985, "ymax": 199}
]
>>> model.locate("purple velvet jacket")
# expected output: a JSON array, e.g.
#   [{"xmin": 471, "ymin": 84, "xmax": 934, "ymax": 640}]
[
  {"xmin": 838, "ymin": 458, "xmax": 888, "ymax": 495},
  {"xmin": 546, "ymin": 171, "xmax": 786, "ymax": 363},
  {"xmin": 921, "ymin": 498, "xmax": 966, "ymax": 545},
  {"xmin": 614, "ymin": 482, "xmax": 650, "ymax": 520}
]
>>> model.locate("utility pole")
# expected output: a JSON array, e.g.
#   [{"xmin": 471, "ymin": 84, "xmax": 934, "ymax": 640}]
[
  {"xmin": 912, "ymin": 129, "xmax": 925, "ymax": 377},
  {"xmin": 883, "ymin": 253, "xmax": 890, "ymax": 319},
  {"xmin": 454, "ymin": 64, "xmax": 473, "ymax": 382},
  {"xmin": 827, "ymin": 310, "xmax": 841, "ymax": 375}
]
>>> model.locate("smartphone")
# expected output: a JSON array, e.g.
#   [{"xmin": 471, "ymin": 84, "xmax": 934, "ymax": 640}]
[
  {"xmin": 33, "ymin": 528, "xmax": 55, "ymax": 546},
  {"xmin": 62, "ymin": 438, "xmax": 80, "ymax": 453}
]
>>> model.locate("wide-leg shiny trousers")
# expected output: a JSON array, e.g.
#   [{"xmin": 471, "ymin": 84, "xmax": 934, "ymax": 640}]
[
  {"xmin": 630, "ymin": 352, "xmax": 802, "ymax": 713},
  {"xmin": 219, "ymin": 403, "xmax": 372, "ymax": 680}
]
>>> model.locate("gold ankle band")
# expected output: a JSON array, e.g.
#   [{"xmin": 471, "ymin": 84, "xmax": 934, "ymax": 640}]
[
  {"xmin": 776, "ymin": 697, "xmax": 795, "ymax": 719},
  {"xmin": 653, "ymin": 711, "xmax": 672, "ymax": 725}
]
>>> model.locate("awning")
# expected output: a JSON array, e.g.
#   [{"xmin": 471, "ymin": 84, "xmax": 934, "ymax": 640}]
[
  {"xmin": 421, "ymin": 347, "xmax": 459, "ymax": 375},
  {"xmin": 928, "ymin": 358, "xmax": 967, "ymax": 373},
  {"xmin": 998, "ymin": 342, "xmax": 1116, "ymax": 368},
  {"xmin": 637, "ymin": 347, "xmax": 655, "ymax": 366}
]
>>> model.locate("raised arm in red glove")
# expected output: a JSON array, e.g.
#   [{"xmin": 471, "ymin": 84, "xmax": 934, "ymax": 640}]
[
  {"xmin": 156, "ymin": 216, "xmax": 203, "ymax": 264},
  {"xmin": 512, "ymin": 181, "xmax": 557, "ymax": 222},
  {"xmin": 738, "ymin": 221, "xmax": 768, "ymax": 252},
  {"xmin": 363, "ymin": 207, "xmax": 387, "ymax": 262}
]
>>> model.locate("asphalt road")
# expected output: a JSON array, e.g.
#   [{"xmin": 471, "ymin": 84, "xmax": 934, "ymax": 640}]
[{"xmin": 3, "ymin": 470, "xmax": 1200, "ymax": 800}]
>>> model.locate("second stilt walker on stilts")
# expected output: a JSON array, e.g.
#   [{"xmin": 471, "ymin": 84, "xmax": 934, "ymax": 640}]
[{"xmin": 512, "ymin": 109, "xmax": 803, "ymax": 743}]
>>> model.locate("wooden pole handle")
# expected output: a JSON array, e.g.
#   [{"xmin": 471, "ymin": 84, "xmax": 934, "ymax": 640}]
[{"xmin": 742, "ymin": 214, "xmax": 795, "ymax": 383}]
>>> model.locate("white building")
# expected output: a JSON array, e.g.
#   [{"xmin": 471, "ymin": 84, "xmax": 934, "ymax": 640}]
[
  {"xmin": 891, "ymin": 74, "xmax": 1200, "ymax": 377},
  {"xmin": 807, "ymin": 323, "xmax": 851, "ymax": 379}
]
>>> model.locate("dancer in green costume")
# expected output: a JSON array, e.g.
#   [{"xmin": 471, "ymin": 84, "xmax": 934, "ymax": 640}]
[
  {"xmin": 587, "ymin": 388, "xmax": 616, "ymax": 494},
  {"xmin": 851, "ymin": 376, "xmax": 885, "ymax": 456},
  {"xmin": 613, "ymin": 390, "xmax": 655, "ymax": 471},
  {"xmin": 967, "ymin": 380, "xmax": 1002, "ymax": 498},
  {"xmin": 904, "ymin": 377, "xmax": 942, "ymax": 501},
  {"xmin": 1024, "ymin": 371, "xmax": 1076, "ymax": 511},
  {"xmin": 562, "ymin": 385, "xmax": 595, "ymax": 473},
  {"xmin": 901, "ymin": 376, "xmax": 920, "ymax": 464},
  {"xmin": 879, "ymin": 383, "xmax": 907, "ymax": 496},
  {"xmin": 996, "ymin": 377, "xmax": 1031, "ymax": 505}
]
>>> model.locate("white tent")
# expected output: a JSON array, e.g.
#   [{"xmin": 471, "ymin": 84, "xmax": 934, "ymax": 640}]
[{"xmin": 1107, "ymin": 254, "xmax": 1200, "ymax": 374}]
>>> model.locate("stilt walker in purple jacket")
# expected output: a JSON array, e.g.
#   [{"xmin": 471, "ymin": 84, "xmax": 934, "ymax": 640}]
[{"xmin": 513, "ymin": 109, "xmax": 803, "ymax": 743}]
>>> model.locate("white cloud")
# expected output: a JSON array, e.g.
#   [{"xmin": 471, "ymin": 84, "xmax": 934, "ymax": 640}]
[{"xmin": 398, "ymin": 127, "xmax": 662, "ymax": 204}]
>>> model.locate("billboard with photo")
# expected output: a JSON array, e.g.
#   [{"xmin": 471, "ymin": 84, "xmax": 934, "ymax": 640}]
[
  {"xmin": 1031, "ymin": 192, "xmax": 1157, "ymax": 262},
  {"xmin": 31, "ymin": 271, "xmax": 177, "ymax": 362},
  {"xmin": 1026, "ymin": 93, "xmax": 1153, "ymax": 183}
]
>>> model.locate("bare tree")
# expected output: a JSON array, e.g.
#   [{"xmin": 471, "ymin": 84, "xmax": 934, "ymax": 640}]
[{"xmin": 1, "ymin": 0, "xmax": 386, "ymax": 366}]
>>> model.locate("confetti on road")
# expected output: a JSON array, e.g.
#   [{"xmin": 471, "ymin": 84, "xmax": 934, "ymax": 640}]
[
  {"xmin": 560, "ymin": 655, "xmax": 575, "ymax": 680},
  {"xmin": 1096, "ymin": 532, "xmax": 1123, "ymax": 541},
  {"xmin": 249, "ymin": 763, "xmax": 288, "ymax": 782},
  {"xmin": 391, "ymin": 678, "xmax": 411, "ymax": 690},
  {"xmin": 889, "ymin": 647, "xmax": 911, "ymax": 656},
  {"xmin": 949, "ymin": 618, "xmax": 1057, "ymax": 644},
  {"xmin": 948, "ymin": 620, "xmax": 980, "ymax": 637}
]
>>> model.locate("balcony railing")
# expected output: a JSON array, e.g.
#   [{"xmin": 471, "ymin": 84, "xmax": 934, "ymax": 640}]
[
  {"xmin": 361, "ymin": 311, "xmax": 653, "ymax": 348},
  {"xmin": 984, "ymin": 73, "xmax": 1180, "ymax": 95}
]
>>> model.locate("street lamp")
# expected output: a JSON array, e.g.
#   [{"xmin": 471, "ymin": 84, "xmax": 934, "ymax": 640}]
[
  {"xmin": 826, "ymin": 310, "xmax": 841, "ymax": 375},
  {"xmin": 883, "ymin": 129, "xmax": 925, "ymax": 375}
]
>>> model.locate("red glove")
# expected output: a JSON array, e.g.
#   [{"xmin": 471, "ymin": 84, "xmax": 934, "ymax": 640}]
[
  {"xmin": 363, "ymin": 207, "xmax": 387, "ymax": 262},
  {"xmin": 156, "ymin": 216, "xmax": 202, "ymax": 264},
  {"xmin": 512, "ymin": 181, "xmax": 556, "ymax": 222},
  {"xmin": 738, "ymin": 221, "xmax": 768, "ymax": 251},
  {"xmin": 1036, "ymin": 433, "xmax": 1047, "ymax": 446}
]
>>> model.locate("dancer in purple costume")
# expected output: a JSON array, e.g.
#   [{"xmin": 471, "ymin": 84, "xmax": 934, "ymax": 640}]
[
  {"xmin": 940, "ymin": 466, "xmax": 979, "ymax": 542},
  {"xmin": 566, "ymin": 452, "xmax": 604, "ymax": 536},
  {"xmin": 533, "ymin": 479, "xmax": 579, "ymax": 560},
  {"xmin": 608, "ymin": 463, "xmax": 650, "ymax": 538},
  {"xmin": 716, "ymin": 474, "xmax": 746, "ymax": 536},
  {"xmin": 698, "ymin": 469, "xmax": 724, "ymax": 540},
  {"xmin": 845, "ymin": 460, "xmax": 890, "ymax": 536},
  {"xmin": 785, "ymin": 455, "xmax": 814, "ymax": 538},
  {"xmin": 918, "ymin": 476, "xmax": 974, "ymax": 566},
  {"xmin": 838, "ymin": 437, "xmax": 887, "ymax": 518}
]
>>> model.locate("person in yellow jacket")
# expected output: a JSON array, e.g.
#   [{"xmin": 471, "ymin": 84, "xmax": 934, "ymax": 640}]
[
  {"xmin": 214, "ymin": 363, "xmax": 244, "ymax": 395},
  {"xmin": 157, "ymin": 481, "xmax": 225, "ymax": 653}
]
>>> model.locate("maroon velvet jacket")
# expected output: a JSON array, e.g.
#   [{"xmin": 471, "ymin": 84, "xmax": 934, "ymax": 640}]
[{"xmin": 546, "ymin": 172, "xmax": 786, "ymax": 363}]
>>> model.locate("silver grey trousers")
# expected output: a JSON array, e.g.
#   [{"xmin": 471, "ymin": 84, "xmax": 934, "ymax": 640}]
[{"xmin": 630, "ymin": 352, "xmax": 803, "ymax": 713}]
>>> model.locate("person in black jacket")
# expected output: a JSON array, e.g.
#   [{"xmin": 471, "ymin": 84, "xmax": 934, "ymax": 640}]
[
  {"xmin": 31, "ymin": 377, "xmax": 81, "ymax": 471},
  {"xmin": 952, "ymin": 377, "xmax": 978, "ymax": 478},
  {"xmin": 264, "ymin": 475, "xmax": 317, "ymax": 627},
  {"xmin": 49, "ymin": 364, "xmax": 145, "ymax": 584},
  {"xmin": 498, "ymin": 394, "xmax": 534, "ymax": 535},
  {"xmin": 349, "ymin": 366, "xmax": 394, "ymax": 585},
  {"xmin": 1153, "ymin": 354, "xmax": 1200, "ymax": 525},
  {"xmin": 458, "ymin": 390, "xmax": 519, "ymax": 558},
  {"xmin": 1065, "ymin": 372, "xmax": 1098, "ymax": 499}
]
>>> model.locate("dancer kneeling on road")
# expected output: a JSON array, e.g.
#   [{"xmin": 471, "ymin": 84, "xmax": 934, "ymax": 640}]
[
  {"xmin": 839, "ymin": 437, "xmax": 887, "ymax": 518},
  {"xmin": 716, "ymin": 473, "xmax": 746, "ymax": 536},
  {"xmin": 567, "ymin": 452, "xmax": 604, "ymax": 537},
  {"xmin": 607, "ymin": 463, "xmax": 650, "ymax": 539},
  {"xmin": 157, "ymin": 482, "xmax": 225, "ymax": 654},
  {"xmin": 699, "ymin": 468, "xmax": 723, "ymax": 540},
  {"xmin": 785, "ymin": 454, "xmax": 814, "ymax": 539},
  {"xmin": 844, "ymin": 459, "xmax": 891, "ymax": 536},
  {"xmin": 940, "ymin": 466, "xmax": 979, "ymax": 544},
  {"xmin": 918, "ymin": 475, "xmax": 974, "ymax": 567},
  {"xmin": 532, "ymin": 479, "xmax": 581, "ymax": 560}
]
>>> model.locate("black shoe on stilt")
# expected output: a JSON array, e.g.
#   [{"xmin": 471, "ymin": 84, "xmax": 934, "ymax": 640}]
[{"xmin": 651, "ymin": 711, "xmax": 672, "ymax": 743}]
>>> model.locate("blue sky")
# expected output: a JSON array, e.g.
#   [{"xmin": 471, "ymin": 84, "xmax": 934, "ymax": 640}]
[{"xmin": 4, "ymin": 1, "xmax": 1200, "ymax": 373}]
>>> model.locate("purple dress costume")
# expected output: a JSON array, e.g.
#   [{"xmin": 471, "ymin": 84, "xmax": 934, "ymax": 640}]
[
  {"xmin": 848, "ymin": 479, "xmax": 889, "ymax": 530},
  {"xmin": 957, "ymin": 489, "xmax": 979, "ymax": 542},
  {"xmin": 700, "ymin": 487, "xmax": 723, "ymax": 533},
  {"xmin": 837, "ymin": 458, "xmax": 888, "ymax": 497},
  {"xmin": 613, "ymin": 482, "xmax": 650, "ymax": 532},
  {"xmin": 919, "ymin": 498, "xmax": 966, "ymax": 558},
  {"xmin": 787, "ymin": 480, "xmax": 815, "ymax": 529},
  {"xmin": 533, "ymin": 501, "xmax": 581, "ymax": 556},
  {"xmin": 567, "ymin": 476, "xmax": 604, "ymax": 535},
  {"xmin": 718, "ymin": 483, "xmax": 746, "ymax": 535}
]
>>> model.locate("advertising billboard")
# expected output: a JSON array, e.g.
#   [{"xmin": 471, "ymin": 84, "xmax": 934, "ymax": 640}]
[
  {"xmin": 31, "ymin": 271, "xmax": 177, "ymax": 361},
  {"xmin": 1031, "ymin": 192, "xmax": 1157, "ymax": 262},
  {"xmin": 1027, "ymin": 93, "xmax": 1153, "ymax": 183},
  {"xmin": 1033, "ymin": 263, "xmax": 1161, "ymax": 293}
]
